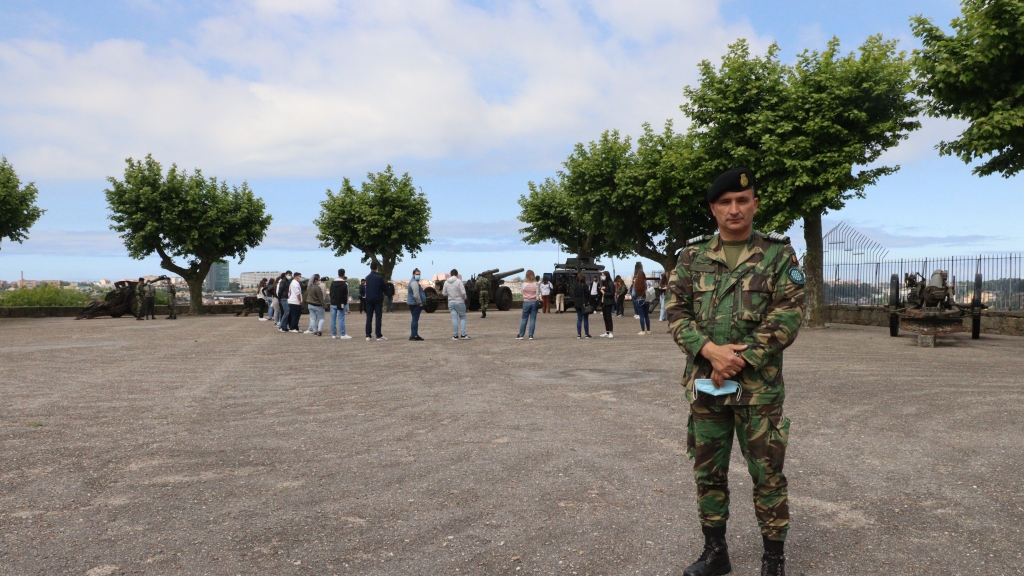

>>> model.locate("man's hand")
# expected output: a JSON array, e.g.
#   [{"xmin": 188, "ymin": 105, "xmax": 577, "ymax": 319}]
[{"xmin": 700, "ymin": 342, "xmax": 748, "ymax": 387}]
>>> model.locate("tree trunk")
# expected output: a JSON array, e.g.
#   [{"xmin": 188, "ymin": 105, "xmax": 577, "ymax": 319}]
[
  {"xmin": 185, "ymin": 273, "xmax": 206, "ymax": 315},
  {"xmin": 381, "ymin": 254, "xmax": 397, "ymax": 282},
  {"xmin": 802, "ymin": 210, "xmax": 825, "ymax": 328}
]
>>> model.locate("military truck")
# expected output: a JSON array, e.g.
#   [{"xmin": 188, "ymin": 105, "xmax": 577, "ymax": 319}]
[{"xmin": 550, "ymin": 256, "xmax": 605, "ymax": 310}]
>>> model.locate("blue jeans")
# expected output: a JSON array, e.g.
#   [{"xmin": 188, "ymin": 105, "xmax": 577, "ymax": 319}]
[
  {"xmin": 638, "ymin": 302, "xmax": 651, "ymax": 331},
  {"xmin": 410, "ymin": 304, "xmax": 423, "ymax": 337},
  {"xmin": 287, "ymin": 302, "xmax": 302, "ymax": 331},
  {"xmin": 659, "ymin": 293, "xmax": 667, "ymax": 321},
  {"xmin": 267, "ymin": 298, "xmax": 275, "ymax": 321},
  {"xmin": 279, "ymin": 300, "xmax": 290, "ymax": 328},
  {"xmin": 308, "ymin": 305, "xmax": 325, "ymax": 332},
  {"xmin": 519, "ymin": 300, "xmax": 538, "ymax": 337},
  {"xmin": 330, "ymin": 305, "xmax": 346, "ymax": 336},
  {"xmin": 449, "ymin": 302, "xmax": 467, "ymax": 336},
  {"xmin": 576, "ymin": 309, "xmax": 590, "ymax": 336}
]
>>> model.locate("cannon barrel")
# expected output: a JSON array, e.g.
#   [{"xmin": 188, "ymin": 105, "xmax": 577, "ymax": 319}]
[
  {"xmin": 493, "ymin": 268, "xmax": 525, "ymax": 279},
  {"xmin": 479, "ymin": 268, "xmax": 500, "ymax": 276}
]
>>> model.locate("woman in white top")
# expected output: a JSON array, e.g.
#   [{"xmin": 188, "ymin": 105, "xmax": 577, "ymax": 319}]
[
  {"xmin": 517, "ymin": 270, "xmax": 540, "ymax": 340},
  {"xmin": 540, "ymin": 277, "xmax": 552, "ymax": 314}
]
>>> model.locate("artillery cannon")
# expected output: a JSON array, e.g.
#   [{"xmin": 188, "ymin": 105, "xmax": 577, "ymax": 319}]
[
  {"xmin": 75, "ymin": 276, "xmax": 170, "ymax": 319},
  {"xmin": 423, "ymin": 268, "xmax": 523, "ymax": 313},
  {"xmin": 887, "ymin": 270, "xmax": 986, "ymax": 346}
]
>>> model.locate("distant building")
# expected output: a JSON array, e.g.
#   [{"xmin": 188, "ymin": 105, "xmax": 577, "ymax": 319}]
[
  {"xmin": 97, "ymin": 279, "xmax": 113, "ymax": 287},
  {"xmin": 205, "ymin": 261, "xmax": 230, "ymax": 292},
  {"xmin": 239, "ymin": 271, "xmax": 280, "ymax": 288}
]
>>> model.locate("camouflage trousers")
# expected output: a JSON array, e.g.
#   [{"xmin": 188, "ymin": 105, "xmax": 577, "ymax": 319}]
[
  {"xmin": 686, "ymin": 402, "xmax": 790, "ymax": 541},
  {"xmin": 479, "ymin": 292, "xmax": 489, "ymax": 311}
]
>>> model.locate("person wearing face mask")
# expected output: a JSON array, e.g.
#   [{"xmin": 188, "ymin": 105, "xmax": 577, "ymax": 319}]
[
  {"xmin": 407, "ymin": 268, "xmax": 426, "ymax": 341},
  {"xmin": 599, "ymin": 271, "xmax": 615, "ymax": 338}
]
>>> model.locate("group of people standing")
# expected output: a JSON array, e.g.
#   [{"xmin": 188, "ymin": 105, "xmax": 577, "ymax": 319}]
[{"xmin": 247, "ymin": 265, "xmax": 664, "ymax": 343}]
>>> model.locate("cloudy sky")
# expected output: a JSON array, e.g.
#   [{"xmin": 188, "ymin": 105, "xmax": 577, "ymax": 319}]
[{"xmin": 1, "ymin": 0, "xmax": 1019, "ymax": 282}]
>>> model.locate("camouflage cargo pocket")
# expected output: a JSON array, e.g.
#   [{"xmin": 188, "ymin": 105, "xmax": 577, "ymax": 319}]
[{"xmin": 766, "ymin": 409, "xmax": 790, "ymax": 472}]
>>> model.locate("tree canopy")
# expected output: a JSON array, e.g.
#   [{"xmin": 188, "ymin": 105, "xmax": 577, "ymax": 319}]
[
  {"xmin": 518, "ymin": 124, "xmax": 714, "ymax": 272},
  {"xmin": 106, "ymin": 155, "xmax": 272, "ymax": 314},
  {"xmin": 682, "ymin": 37, "xmax": 919, "ymax": 326},
  {"xmin": 0, "ymin": 156, "xmax": 45, "ymax": 250},
  {"xmin": 315, "ymin": 166, "xmax": 431, "ymax": 281},
  {"xmin": 912, "ymin": 0, "xmax": 1024, "ymax": 177}
]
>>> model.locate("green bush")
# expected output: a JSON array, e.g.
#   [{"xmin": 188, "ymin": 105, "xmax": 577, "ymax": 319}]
[{"xmin": 0, "ymin": 284, "xmax": 95, "ymax": 307}]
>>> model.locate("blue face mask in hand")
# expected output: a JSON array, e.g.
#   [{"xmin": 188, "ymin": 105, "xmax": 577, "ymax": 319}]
[{"xmin": 695, "ymin": 378, "xmax": 742, "ymax": 399}]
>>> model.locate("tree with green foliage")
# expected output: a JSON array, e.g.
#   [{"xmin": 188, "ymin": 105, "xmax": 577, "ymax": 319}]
[
  {"xmin": 519, "ymin": 125, "xmax": 715, "ymax": 271},
  {"xmin": 315, "ymin": 166, "xmax": 431, "ymax": 281},
  {"xmin": 0, "ymin": 156, "xmax": 45, "ymax": 250},
  {"xmin": 683, "ymin": 37, "xmax": 919, "ymax": 327},
  {"xmin": 106, "ymin": 155, "xmax": 272, "ymax": 315},
  {"xmin": 912, "ymin": 0, "xmax": 1024, "ymax": 177}
]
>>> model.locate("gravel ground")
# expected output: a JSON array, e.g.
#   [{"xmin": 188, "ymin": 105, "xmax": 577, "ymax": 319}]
[{"xmin": 1, "ymin": 311, "xmax": 1022, "ymax": 576}]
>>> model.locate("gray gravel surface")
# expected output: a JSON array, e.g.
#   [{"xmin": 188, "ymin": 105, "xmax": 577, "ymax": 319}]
[{"xmin": 2, "ymin": 313, "xmax": 1022, "ymax": 576}]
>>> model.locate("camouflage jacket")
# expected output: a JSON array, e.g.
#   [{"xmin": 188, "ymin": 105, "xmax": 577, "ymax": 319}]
[
  {"xmin": 667, "ymin": 231, "xmax": 805, "ymax": 405},
  {"xmin": 476, "ymin": 277, "xmax": 490, "ymax": 296}
]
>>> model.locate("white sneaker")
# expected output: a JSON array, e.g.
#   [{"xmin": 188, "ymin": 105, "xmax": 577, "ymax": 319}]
[
  {"xmin": 339, "ymin": 335, "xmax": 352, "ymax": 339},
  {"xmin": 377, "ymin": 336, "xmax": 387, "ymax": 341},
  {"xmin": 332, "ymin": 335, "xmax": 337, "ymax": 339},
  {"xmin": 633, "ymin": 315, "xmax": 640, "ymax": 319},
  {"xmin": 366, "ymin": 337, "xmax": 372, "ymax": 341},
  {"xmin": 607, "ymin": 333, "xmax": 614, "ymax": 339},
  {"xmin": 305, "ymin": 330, "xmax": 314, "ymax": 334},
  {"xmin": 638, "ymin": 330, "xmax": 646, "ymax": 335},
  {"xmin": 259, "ymin": 318, "xmax": 267, "ymax": 321},
  {"xmin": 599, "ymin": 333, "xmax": 608, "ymax": 338}
]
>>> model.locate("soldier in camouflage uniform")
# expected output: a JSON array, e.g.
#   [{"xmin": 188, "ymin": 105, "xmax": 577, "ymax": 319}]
[
  {"xmin": 144, "ymin": 280, "xmax": 157, "ymax": 319},
  {"xmin": 477, "ymin": 273, "xmax": 490, "ymax": 318},
  {"xmin": 135, "ymin": 278, "xmax": 147, "ymax": 321},
  {"xmin": 667, "ymin": 168, "xmax": 805, "ymax": 576},
  {"xmin": 166, "ymin": 282, "xmax": 177, "ymax": 319}
]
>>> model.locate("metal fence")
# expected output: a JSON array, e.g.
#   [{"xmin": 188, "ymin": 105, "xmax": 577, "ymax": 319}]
[{"xmin": 823, "ymin": 254, "xmax": 1024, "ymax": 310}]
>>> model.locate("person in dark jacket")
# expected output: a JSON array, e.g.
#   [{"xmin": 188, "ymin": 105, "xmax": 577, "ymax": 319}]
[
  {"xmin": 572, "ymin": 273, "xmax": 592, "ymax": 339},
  {"xmin": 329, "ymin": 268, "xmax": 351, "ymax": 339},
  {"xmin": 407, "ymin": 268, "xmax": 426, "ymax": 341},
  {"xmin": 599, "ymin": 272, "xmax": 615, "ymax": 338},
  {"xmin": 364, "ymin": 263, "xmax": 386, "ymax": 340},
  {"xmin": 358, "ymin": 279, "xmax": 366, "ymax": 314},
  {"xmin": 384, "ymin": 281, "xmax": 396, "ymax": 313},
  {"xmin": 276, "ymin": 270, "xmax": 292, "ymax": 331}
]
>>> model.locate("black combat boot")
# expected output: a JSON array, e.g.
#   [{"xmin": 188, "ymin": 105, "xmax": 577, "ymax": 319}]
[
  {"xmin": 683, "ymin": 527, "xmax": 731, "ymax": 576},
  {"xmin": 760, "ymin": 551, "xmax": 785, "ymax": 576},
  {"xmin": 481, "ymin": 309, "xmax": 487, "ymax": 318}
]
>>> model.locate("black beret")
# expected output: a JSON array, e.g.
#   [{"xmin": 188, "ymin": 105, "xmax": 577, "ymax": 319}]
[{"xmin": 708, "ymin": 167, "xmax": 756, "ymax": 202}]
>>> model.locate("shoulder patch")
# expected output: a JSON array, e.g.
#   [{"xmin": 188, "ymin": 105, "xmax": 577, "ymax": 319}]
[
  {"xmin": 686, "ymin": 234, "xmax": 712, "ymax": 246},
  {"xmin": 764, "ymin": 231, "xmax": 790, "ymax": 243},
  {"xmin": 787, "ymin": 267, "xmax": 805, "ymax": 285}
]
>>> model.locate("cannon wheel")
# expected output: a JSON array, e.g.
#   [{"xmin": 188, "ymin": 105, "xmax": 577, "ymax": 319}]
[
  {"xmin": 889, "ymin": 314, "xmax": 899, "ymax": 337},
  {"xmin": 888, "ymin": 274, "xmax": 900, "ymax": 308},
  {"xmin": 495, "ymin": 286, "xmax": 513, "ymax": 311},
  {"xmin": 424, "ymin": 287, "xmax": 439, "ymax": 313}
]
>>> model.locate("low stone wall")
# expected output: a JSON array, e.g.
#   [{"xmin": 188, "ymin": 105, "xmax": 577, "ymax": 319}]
[
  {"xmin": 0, "ymin": 304, "xmax": 243, "ymax": 318},
  {"xmin": 824, "ymin": 305, "xmax": 1024, "ymax": 337}
]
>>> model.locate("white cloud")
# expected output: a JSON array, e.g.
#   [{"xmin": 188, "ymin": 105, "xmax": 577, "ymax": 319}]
[{"xmin": 0, "ymin": 0, "xmax": 765, "ymax": 179}]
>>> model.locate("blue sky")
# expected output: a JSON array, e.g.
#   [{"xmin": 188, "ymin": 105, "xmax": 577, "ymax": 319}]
[{"xmin": 1, "ymin": 0, "xmax": 1018, "ymax": 282}]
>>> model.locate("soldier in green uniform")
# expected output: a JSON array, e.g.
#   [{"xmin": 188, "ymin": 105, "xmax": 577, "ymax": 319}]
[
  {"xmin": 477, "ymin": 273, "xmax": 490, "ymax": 318},
  {"xmin": 135, "ymin": 278, "xmax": 147, "ymax": 321},
  {"xmin": 144, "ymin": 280, "xmax": 157, "ymax": 319},
  {"xmin": 667, "ymin": 168, "xmax": 805, "ymax": 576},
  {"xmin": 166, "ymin": 282, "xmax": 177, "ymax": 319}
]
